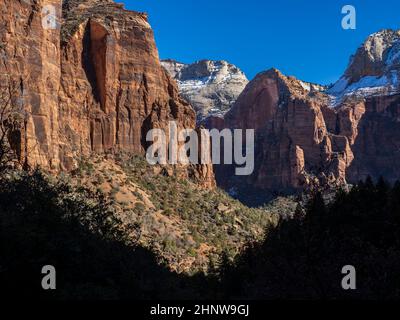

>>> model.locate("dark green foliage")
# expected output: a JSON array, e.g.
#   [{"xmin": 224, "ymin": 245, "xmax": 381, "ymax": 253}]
[
  {"xmin": 0, "ymin": 170, "xmax": 214, "ymax": 300},
  {"xmin": 219, "ymin": 179, "xmax": 400, "ymax": 299},
  {"xmin": 1, "ymin": 170, "xmax": 399, "ymax": 300},
  {"xmin": 115, "ymin": 155, "xmax": 274, "ymax": 268}
]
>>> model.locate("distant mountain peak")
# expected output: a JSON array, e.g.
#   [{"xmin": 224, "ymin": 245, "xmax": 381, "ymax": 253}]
[
  {"xmin": 327, "ymin": 29, "xmax": 400, "ymax": 103},
  {"xmin": 254, "ymin": 68, "xmax": 326, "ymax": 99},
  {"xmin": 161, "ymin": 59, "xmax": 248, "ymax": 122}
]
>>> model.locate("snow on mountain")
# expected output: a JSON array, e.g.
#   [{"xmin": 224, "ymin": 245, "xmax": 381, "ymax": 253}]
[
  {"xmin": 328, "ymin": 73, "xmax": 398, "ymax": 101},
  {"xmin": 327, "ymin": 29, "xmax": 400, "ymax": 104},
  {"xmin": 161, "ymin": 59, "xmax": 248, "ymax": 122}
]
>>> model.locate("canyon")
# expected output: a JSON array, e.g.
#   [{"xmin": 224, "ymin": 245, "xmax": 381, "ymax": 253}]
[
  {"xmin": 195, "ymin": 30, "xmax": 400, "ymax": 193},
  {"xmin": 2, "ymin": 0, "xmax": 400, "ymax": 195},
  {"xmin": 1, "ymin": 0, "xmax": 399, "ymax": 301},
  {"xmin": 0, "ymin": 0, "xmax": 214, "ymax": 187}
]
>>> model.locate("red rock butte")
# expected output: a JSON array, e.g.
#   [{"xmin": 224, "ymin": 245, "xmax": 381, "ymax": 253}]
[{"xmin": 217, "ymin": 60, "xmax": 400, "ymax": 190}]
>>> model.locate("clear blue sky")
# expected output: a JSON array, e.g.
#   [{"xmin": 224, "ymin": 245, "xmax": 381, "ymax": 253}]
[{"xmin": 123, "ymin": 0, "xmax": 400, "ymax": 84}]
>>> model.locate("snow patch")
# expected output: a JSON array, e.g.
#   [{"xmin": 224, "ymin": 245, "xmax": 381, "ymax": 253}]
[
  {"xmin": 347, "ymin": 75, "xmax": 390, "ymax": 92},
  {"xmin": 299, "ymin": 81, "xmax": 311, "ymax": 92},
  {"xmin": 327, "ymin": 77, "xmax": 349, "ymax": 95},
  {"xmin": 327, "ymin": 73, "xmax": 399, "ymax": 107}
]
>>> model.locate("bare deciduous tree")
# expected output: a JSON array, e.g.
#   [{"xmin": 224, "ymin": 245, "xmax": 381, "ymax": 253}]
[{"xmin": 0, "ymin": 76, "xmax": 25, "ymax": 172}]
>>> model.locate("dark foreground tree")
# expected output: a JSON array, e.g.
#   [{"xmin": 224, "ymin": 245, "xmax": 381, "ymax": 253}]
[
  {"xmin": 1, "ymin": 170, "xmax": 399, "ymax": 300},
  {"xmin": 0, "ymin": 170, "xmax": 215, "ymax": 300},
  {"xmin": 219, "ymin": 179, "xmax": 400, "ymax": 299}
]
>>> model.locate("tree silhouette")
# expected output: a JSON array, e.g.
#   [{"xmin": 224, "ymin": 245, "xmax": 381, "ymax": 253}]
[
  {"xmin": 219, "ymin": 179, "xmax": 400, "ymax": 299},
  {"xmin": 0, "ymin": 170, "xmax": 216, "ymax": 300},
  {"xmin": 1, "ymin": 170, "xmax": 400, "ymax": 300},
  {"xmin": 0, "ymin": 77, "xmax": 25, "ymax": 171}
]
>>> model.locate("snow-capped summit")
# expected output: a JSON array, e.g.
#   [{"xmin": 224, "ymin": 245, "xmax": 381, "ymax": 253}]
[
  {"xmin": 161, "ymin": 59, "xmax": 248, "ymax": 122},
  {"xmin": 327, "ymin": 29, "xmax": 400, "ymax": 103}
]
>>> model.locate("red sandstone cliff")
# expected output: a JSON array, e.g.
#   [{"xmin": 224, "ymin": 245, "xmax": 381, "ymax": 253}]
[
  {"xmin": 0, "ymin": 0, "xmax": 214, "ymax": 187},
  {"xmin": 222, "ymin": 69, "xmax": 350, "ymax": 191},
  {"xmin": 219, "ymin": 29, "xmax": 400, "ymax": 191}
]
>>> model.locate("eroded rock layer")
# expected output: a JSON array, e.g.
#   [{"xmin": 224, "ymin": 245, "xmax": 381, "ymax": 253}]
[
  {"xmin": 207, "ymin": 30, "xmax": 400, "ymax": 192},
  {"xmin": 0, "ymin": 0, "xmax": 214, "ymax": 187},
  {"xmin": 220, "ymin": 66, "xmax": 400, "ymax": 191}
]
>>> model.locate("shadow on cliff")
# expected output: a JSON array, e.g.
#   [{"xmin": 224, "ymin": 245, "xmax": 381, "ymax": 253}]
[
  {"xmin": 346, "ymin": 94, "xmax": 400, "ymax": 184},
  {"xmin": 81, "ymin": 21, "xmax": 105, "ymax": 110},
  {"xmin": 214, "ymin": 163, "xmax": 296, "ymax": 208}
]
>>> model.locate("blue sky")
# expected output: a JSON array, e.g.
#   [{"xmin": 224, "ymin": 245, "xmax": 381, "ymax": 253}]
[{"xmin": 123, "ymin": 0, "xmax": 400, "ymax": 84}]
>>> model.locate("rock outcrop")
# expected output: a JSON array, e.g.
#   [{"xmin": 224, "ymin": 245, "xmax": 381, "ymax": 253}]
[
  {"xmin": 328, "ymin": 29, "xmax": 400, "ymax": 103},
  {"xmin": 214, "ymin": 29, "xmax": 400, "ymax": 192},
  {"xmin": 0, "ymin": 0, "xmax": 214, "ymax": 187},
  {"xmin": 222, "ymin": 69, "xmax": 347, "ymax": 191},
  {"xmin": 161, "ymin": 59, "xmax": 248, "ymax": 123}
]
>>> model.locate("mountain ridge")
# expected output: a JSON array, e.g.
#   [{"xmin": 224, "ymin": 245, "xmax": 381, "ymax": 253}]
[
  {"xmin": 161, "ymin": 59, "xmax": 248, "ymax": 123},
  {"xmin": 327, "ymin": 29, "xmax": 400, "ymax": 104},
  {"xmin": 208, "ymin": 29, "xmax": 400, "ymax": 192}
]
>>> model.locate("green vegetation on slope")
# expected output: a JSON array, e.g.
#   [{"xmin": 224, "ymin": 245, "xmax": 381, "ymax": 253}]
[
  {"xmin": 1, "ymin": 167, "xmax": 399, "ymax": 300},
  {"xmin": 0, "ymin": 170, "xmax": 214, "ymax": 299},
  {"xmin": 73, "ymin": 154, "xmax": 284, "ymax": 273}
]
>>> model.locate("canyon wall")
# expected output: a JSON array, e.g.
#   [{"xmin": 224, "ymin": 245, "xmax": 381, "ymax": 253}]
[
  {"xmin": 222, "ymin": 69, "xmax": 351, "ymax": 191},
  {"xmin": 218, "ymin": 30, "xmax": 400, "ymax": 192},
  {"xmin": 0, "ymin": 0, "xmax": 214, "ymax": 187}
]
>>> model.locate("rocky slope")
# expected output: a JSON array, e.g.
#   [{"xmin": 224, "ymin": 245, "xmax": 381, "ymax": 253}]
[
  {"xmin": 72, "ymin": 154, "xmax": 282, "ymax": 274},
  {"xmin": 347, "ymin": 30, "xmax": 400, "ymax": 79},
  {"xmin": 328, "ymin": 29, "xmax": 400, "ymax": 103},
  {"xmin": 0, "ymin": 0, "xmax": 214, "ymax": 187},
  {"xmin": 216, "ymin": 29, "xmax": 400, "ymax": 192},
  {"xmin": 161, "ymin": 59, "xmax": 248, "ymax": 123}
]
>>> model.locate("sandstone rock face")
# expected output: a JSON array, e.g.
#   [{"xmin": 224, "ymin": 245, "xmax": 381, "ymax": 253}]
[
  {"xmin": 161, "ymin": 59, "xmax": 248, "ymax": 123},
  {"xmin": 327, "ymin": 29, "xmax": 400, "ymax": 185},
  {"xmin": 344, "ymin": 94, "xmax": 400, "ymax": 183},
  {"xmin": 216, "ymin": 30, "xmax": 400, "ymax": 191},
  {"xmin": 223, "ymin": 69, "xmax": 348, "ymax": 191},
  {"xmin": 1, "ymin": 0, "xmax": 63, "ymax": 170},
  {"xmin": 0, "ymin": 0, "xmax": 214, "ymax": 187}
]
